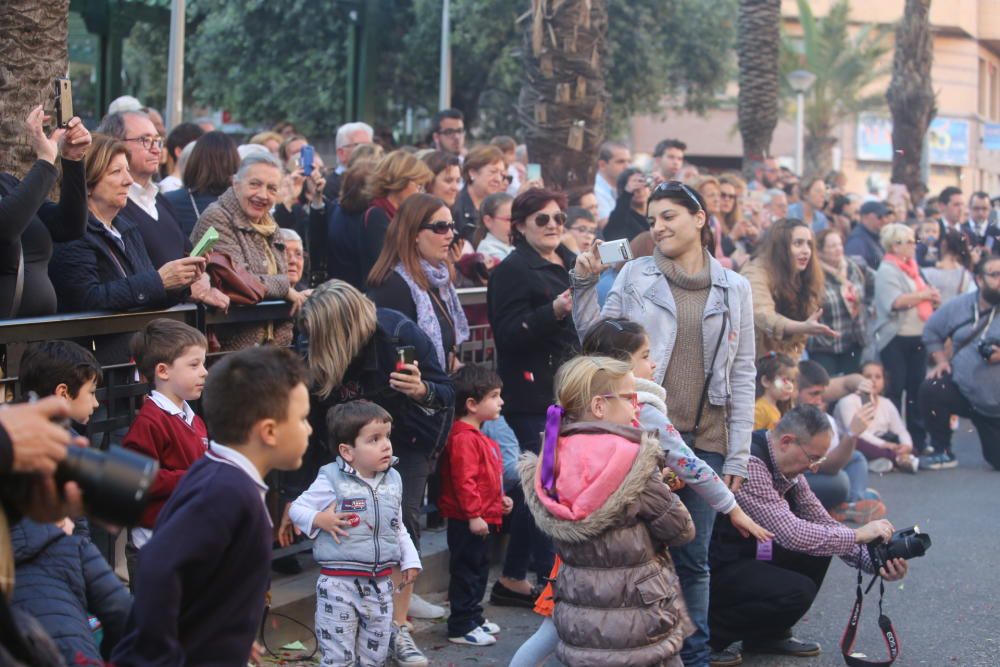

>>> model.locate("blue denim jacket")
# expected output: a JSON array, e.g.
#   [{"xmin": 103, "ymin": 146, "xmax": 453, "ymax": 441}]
[{"xmin": 572, "ymin": 255, "xmax": 757, "ymax": 478}]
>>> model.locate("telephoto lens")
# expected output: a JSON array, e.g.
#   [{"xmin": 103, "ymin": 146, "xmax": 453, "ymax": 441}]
[
  {"xmin": 55, "ymin": 446, "xmax": 159, "ymax": 527},
  {"xmin": 867, "ymin": 526, "xmax": 932, "ymax": 572}
]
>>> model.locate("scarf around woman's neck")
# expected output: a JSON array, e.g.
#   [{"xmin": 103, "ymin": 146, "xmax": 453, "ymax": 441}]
[
  {"xmin": 653, "ymin": 246, "xmax": 712, "ymax": 290},
  {"xmin": 394, "ymin": 260, "xmax": 470, "ymax": 369},
  {"xmin": 883, "ymin": 252, "xmax": 933, "ymax": 321},
  {"xmin": 219, "ymin": 188, "xmax": 279, "ymax": 274}
]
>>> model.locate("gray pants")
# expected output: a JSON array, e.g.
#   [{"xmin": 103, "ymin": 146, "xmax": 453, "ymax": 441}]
[{"xmin": 316, "ymin": 574, "xmax": 395, "ymax": 666}]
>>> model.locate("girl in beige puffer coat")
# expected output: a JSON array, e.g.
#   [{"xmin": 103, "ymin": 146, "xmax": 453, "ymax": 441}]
[{"xmin": 520, "ymin": 355, "xmax": 695, "ymax": 667}]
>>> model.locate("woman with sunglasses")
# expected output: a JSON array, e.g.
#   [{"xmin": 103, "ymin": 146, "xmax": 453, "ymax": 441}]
[
  {"xmin": 571, "ymin": 180, "xmax": 756, "ymax": 667},
  {"xmin": 368, "ymin": 193, "xmax": 469, "ymax": 374},
  {"xmin": 485, "ymin": 187, "xmax": 578, "ymax": 608}
]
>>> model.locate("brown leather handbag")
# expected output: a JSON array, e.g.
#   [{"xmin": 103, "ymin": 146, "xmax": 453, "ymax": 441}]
[{"xmin": 205, "ymin": 251, "xmax": 267, "ymax": 305}]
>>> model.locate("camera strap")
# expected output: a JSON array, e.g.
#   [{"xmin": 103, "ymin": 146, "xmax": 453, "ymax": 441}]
[{"xmin": 840, "ymin": 559, "xmax": 899, "ymax": 667}]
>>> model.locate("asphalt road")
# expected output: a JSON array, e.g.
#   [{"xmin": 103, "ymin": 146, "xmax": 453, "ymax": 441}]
[{"xmin": 412, "ymin": 424, "xmax": 1000, "ymax": 667}]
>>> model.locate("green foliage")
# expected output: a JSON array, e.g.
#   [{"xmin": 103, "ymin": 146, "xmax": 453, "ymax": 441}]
[
  {"xmin": 123, "ymin": 22, "xmax": 169, "ymax": 112},
  {"xmin": 106, "ymin": 0, "xmax": 736, "ymax": 141},
  {"xmin": 187, "ymin": 0, "xmax": 352, "ymax": 137},
  {"xmin": 780, "ymin": 0, "xmax": 891, "ymax": 136}
]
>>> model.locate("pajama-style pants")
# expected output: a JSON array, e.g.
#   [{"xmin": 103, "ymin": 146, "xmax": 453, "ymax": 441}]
[{"xmin": 315, "ymin": 573, "xmax": 395, "ymax": 666}]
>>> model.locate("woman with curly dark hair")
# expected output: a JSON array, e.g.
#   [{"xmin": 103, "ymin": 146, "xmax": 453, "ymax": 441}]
[{"xmin": 741, "ymin": 218, "xmax": 834, "ymax": 358}]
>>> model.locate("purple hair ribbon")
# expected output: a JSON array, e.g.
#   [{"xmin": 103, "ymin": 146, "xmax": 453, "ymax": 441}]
[{"xmin": 540, "ymin": 404, "xmax": 563, "ymax": 499}]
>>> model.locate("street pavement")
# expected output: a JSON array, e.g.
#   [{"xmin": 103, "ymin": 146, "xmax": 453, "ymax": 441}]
[{"xmin": 261, "ymin": 424, "xmax": 999, "ymax": 666}]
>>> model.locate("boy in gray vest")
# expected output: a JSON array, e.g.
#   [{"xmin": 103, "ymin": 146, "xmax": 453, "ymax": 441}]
[{"xmin": 289, "ymin": 400, "xmax": 421, "ymax": 666}]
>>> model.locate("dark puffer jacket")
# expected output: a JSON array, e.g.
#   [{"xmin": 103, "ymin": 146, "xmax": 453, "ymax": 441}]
[
  {"xmin": 10, "ymin": 518, "xmax": 132, "ymax": 665},
  {"xmin": 521, "ymin": 422, "xmax": 695, "ymax": 667}
]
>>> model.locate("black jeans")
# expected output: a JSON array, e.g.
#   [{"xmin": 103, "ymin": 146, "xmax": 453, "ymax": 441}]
[
  {"xmin": 880, "ymin": 335, "xmax": 927, "ymax": 449},
  {"xmin": 446, "ymin": 519, "xmax": 490, "ymax": 637},
  {"xmin": 395, "ymin": 449, "xmax": 431, "ymax": 553},
  {"xmin": 501, "ymin": 413, "xmax": 553, "ymax": 583},
  {"xmin": 919, "ymin": 374, "xmax": 1000, "ymax": 469},
  {"xmin": 709, "ymin": 548, "xmax": 831, "ymax": 650}
]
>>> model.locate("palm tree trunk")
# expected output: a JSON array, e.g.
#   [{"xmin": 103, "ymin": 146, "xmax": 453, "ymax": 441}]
[
  {"xmin": 888, "ymin": 0, "xmax": 936, "ymax": 200},
  {"xmin": 738, "ymin": 0, "xmax": 781, "ymax": 180},
  {"xmin": 0, "ymin": 0, "xmax": 70, "ymax": 179},
  {"xmin": 804, "ymin": 131, "xmax": 835, "ymax": 179},
  {"xmin": 518, "ymin": 0, "xmax": 609, "ymax": 191}
]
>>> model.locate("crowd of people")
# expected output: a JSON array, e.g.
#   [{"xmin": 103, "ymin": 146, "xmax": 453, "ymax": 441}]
[{"xmin": 2, "ymin": 95, "xmax": 999, "ymax": 667}]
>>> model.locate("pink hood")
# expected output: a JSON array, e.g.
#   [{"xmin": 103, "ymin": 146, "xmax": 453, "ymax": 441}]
[{"xmin": 534, "ymin": 431, "xmax": 640, "ymax": 522}]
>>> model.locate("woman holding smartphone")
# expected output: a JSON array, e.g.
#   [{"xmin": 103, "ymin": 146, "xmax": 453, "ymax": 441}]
[
  {"xmin": 286, "ymin": 279, "xmax": 454, "ymax": 667},
  {"xmin": 366, "ymin": 193, "xmax": 470, "ymax": 373},
  {"xmin": 572, "ymin": 180, "xmax": 756, "ymax": 667}
]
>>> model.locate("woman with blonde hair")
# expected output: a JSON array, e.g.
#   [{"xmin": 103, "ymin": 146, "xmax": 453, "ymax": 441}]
[
  {"xmin": 741, "ymin": 218, "xmax": 833, "ymax": 358},
  {"xmin": 288, "ymin": 279, "xmax": 454, "ymax": 666},
  {"xmin": 695, "ymin": 175, "xmax": 730, "ymax": 268},
  {"xmin": 361, "ymin": 150, "xmax": 433, "ymax": 278},
  {"xmin": 873, "ymin": 222, "xmax": 940, "ymax": 453}
]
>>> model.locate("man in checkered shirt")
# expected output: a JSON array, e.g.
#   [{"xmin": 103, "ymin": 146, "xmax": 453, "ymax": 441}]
[{"xmin": 705, "ymin": 405, "xmax": 909, "ymax": 665}]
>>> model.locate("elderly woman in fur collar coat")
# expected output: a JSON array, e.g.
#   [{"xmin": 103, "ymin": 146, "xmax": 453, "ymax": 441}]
[{"xmin": 520, "ymin": 355, "xmax": 695, "ymax": 667}]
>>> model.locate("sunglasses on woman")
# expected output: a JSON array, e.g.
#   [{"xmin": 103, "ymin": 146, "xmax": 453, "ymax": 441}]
[
  {"xmin": 419, "ymin": 220, "xmax": 457, "ymax": 235},
  {"xmin": 654, "ymin": 180, "xmax": 704, "ymax": 213},
  {"xmin": 532, "ymin": 212, "xmax": 567, "ymax": 227}
]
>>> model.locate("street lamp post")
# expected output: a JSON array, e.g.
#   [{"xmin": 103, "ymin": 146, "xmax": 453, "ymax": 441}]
[
  {"xmin": 165, "ymin": 0, "xmax": 185, "ymax": 130},
  {"xmin": 787, "ymin": 69, "xmax": 816, "ymax": 175},
  {"xmin": 438, "ymin": 0, "xmax": 452, "ymax": 110}
]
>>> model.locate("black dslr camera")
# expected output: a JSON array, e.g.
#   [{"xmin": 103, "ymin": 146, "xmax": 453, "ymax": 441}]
[
  {"xmin": 977, "ymin": 338, "xmax": 1000, "ymax": 361},
  {"xmin": 55, "ymin": 445, "xmax": 159, "ymax": 526},
  {"xmin": 866, "ymin": 525, "xmax": 932, "ymax": 572}
]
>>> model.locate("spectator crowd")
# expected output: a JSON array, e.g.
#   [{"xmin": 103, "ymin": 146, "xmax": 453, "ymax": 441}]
[{"xmin": 4, "ymin": 94, "xmax": 1000, "ymax": 667}]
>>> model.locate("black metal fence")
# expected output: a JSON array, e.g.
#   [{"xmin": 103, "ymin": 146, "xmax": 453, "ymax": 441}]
[{"xmin": 0, "ymin": 287, "xmax": 493, "ymax": 446}]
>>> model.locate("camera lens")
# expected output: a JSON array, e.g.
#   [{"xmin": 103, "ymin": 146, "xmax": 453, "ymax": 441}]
[{"xmin": 56, "ymin": 446, "xmax": 159, "ymax": 526}]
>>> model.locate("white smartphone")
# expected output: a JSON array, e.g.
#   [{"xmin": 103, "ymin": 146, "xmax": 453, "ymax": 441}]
[{"xmin": 598, "ymin": 238, "xmax": 633, "ymax": 264}]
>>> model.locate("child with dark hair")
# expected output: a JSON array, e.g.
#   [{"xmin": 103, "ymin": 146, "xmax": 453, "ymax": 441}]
[
  {"xmin": 121, "ymin": 318, "xmax": 209, "ymax": 584},
  {"xmin": 754, "ymin": 352, "xmax": 798, "ymax": 430},
  {"xmin": 19, "ymin": 340, "xmax": 101, "ymax": 428},
  {"xmin": 439, "ymin": 364, "xmax": 513, "ymax": 646},
  {"xmin": 289, "ymin": 400, "xmax": 420, "ymax": 666},
  {"xmin": 834, "ymin": 361, "xmax": 918, "ymax": 473},
  {"xmin": 112, "ymin": 346, "xmax": 312, "ymax": 666}
]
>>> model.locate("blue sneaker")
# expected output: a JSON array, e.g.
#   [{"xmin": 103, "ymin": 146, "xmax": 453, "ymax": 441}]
[{"xmin": 920, "ymin": 451, "xmax": 958, "ymax": 470}]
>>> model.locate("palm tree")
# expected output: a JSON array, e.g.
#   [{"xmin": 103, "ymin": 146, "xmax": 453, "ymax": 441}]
[
  {"xmin": 518, "ymin": 0, "xmax": 609, "ymax": 190},
  {"xmin": 888, "ymin": 0, "xmax": 936, "ymax": 200},
  {"xmin": 0, "ymin": 0, "xmax": 70, "ymax": 178},
  {"xmin": 738, "ymin": 0, "xmax": 782, "ymax": 180},
  {"xmin": 782, "ymin": 0, "xmax": 891, "ymax": 177}
]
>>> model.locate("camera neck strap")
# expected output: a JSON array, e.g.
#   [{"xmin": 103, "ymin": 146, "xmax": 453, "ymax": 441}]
[{"xmin": 840, "ymin": 556, "xmax": 899, "ymax": 667}]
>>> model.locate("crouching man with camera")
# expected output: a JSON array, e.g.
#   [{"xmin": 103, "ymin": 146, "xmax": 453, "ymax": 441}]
[
  {"xmin": 706, "ymin": 405, "xmax": 909, "ymax": 667},
  {"xmin": 919, "ymin": 255, "xmax": 1000, "ymax": 470}
]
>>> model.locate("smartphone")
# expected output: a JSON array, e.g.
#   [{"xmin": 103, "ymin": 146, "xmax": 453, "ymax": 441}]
[
  {"xmin": 190, "ymin": 226, "xmax": 219, "ymax": 258},
  {"xmin": 300, "ymin": 145, "xmax": 314, "ymax": 177},
  {"xmin": 527, "ymin": 163, "xmax": 542, "ymax": 181},
  {"xmin": 598, "ymin": 238, "xmax": 634, "ymax": 265},
  {"xmin": 396, "ymin": 346, "xmax": 416, "ymax": 372},
  {"xmin": 860, "ymin": 391, "xmax": 872, "ymax": 406},
  {"xmin": 53, "ymin": 78, "xmax": 73, "ymax": 129}
]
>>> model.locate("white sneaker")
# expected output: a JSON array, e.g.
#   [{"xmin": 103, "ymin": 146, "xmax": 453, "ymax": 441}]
[
  {"xmin": 480, "ymin": 620, "xmax": 501, "ymax": 635},
  {"xmin": 391, "ymin": 624, "xmax": 429, "ymax": 666},
  {"xmin": 407, "ymin": 593, "xmax": 446, "ymax": 619},
  {"xmin": 867, "ymin": 458, "xmax": 893, "ymax": 474},
  {"xmin": 449, "ymin": 626, "xmax": 497, "ymax": 646}
]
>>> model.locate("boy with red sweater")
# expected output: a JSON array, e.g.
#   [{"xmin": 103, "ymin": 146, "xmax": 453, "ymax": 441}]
[
  {"xmin": 122, "ymin": 318, "xmax": 209, "ymax": 584},
  {"xmin": 439, "ymin": 365, "xmax": 513, "ymax": 647}
]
